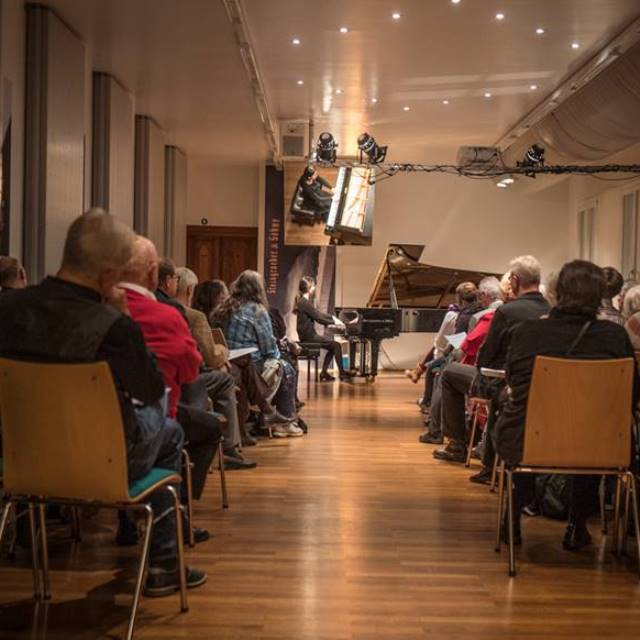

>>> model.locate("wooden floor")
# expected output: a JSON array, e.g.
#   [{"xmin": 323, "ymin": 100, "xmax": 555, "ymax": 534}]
[{"xmin": 2, "ymin": 373, "xmax": 640, "ymax": 639}]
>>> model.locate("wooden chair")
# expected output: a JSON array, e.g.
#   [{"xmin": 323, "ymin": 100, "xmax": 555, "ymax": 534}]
[
  {"xmin": 0, "ymin": 359, "xmax": 188, "ymax": 640},
  {"xmin": 465, "ymin": 397, "xmax": 489, "ymax": 467},
  {"xmin": 495, "ymin": 356, "xmax": 639, "ymax": 578}
]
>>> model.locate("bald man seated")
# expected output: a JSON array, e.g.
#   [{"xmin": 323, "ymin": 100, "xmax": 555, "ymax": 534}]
[{"xmin": 0, "ymin": 210, "xmax": 206, "ymax": 597}]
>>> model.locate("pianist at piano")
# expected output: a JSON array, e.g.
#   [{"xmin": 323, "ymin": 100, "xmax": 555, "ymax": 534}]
[{"xmin": 294, "ymin": 275, "xmax": 353, "ymax": 381}]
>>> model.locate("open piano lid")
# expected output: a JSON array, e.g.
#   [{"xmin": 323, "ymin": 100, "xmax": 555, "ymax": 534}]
[{"xmin": 367, "ymin": 244, "xmax": 500, "ymax": 309}]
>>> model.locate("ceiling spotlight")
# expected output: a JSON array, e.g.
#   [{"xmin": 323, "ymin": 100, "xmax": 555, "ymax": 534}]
[
  {"xmin": 502, "ymin": 176, "xmax": 515, "ymax": 184},
  {"xmin": 484, "ymin": 92, "xmax": 492, "ymax": 98},
  {"xmin": 403, "ymin": 106, "xmax": 411, "ymax": 111},
  {"xmin": 316, "ymin": 131, "xmax": 338, "ymax": 163},
  {"xmin": 495, "ymin": 13, "xmax": 505, "ymax": 21},
  {"xmin": 296, "ymin": 80, "xmax": 304, "ymax": 85},
  {"xmin": 529, "ymin": 84, "xmax": 538, "ymax": 90},
  {"xmin": 292, "ymin": 37, "xmax": 301, "ymax": 45},
  {"xmin": 496, "ymin": 181, "xmax": 508, "ymax": 188},
  {"xmin": 392, "ymin": 12, "xmax": 401, "ymax": 20},
  {"xmin": 451, "ymin": 0, "xmax": 461, "ymax": 4},
  {"xmin": 522, "ymin": 144, "xmax": 545, "ymax": 167},
  {"xmin": 571, "ymin": 42, "xmax": 580, "ymax": 49},
  {"xmin": 442, "ymin": 99, "xmax": 450, "ymax": 105},
  {"xmin": 371, "ymin": 97, "xmax": 378, "ymax": 103},
  {"xmin": 339, "ymin": 26, "xmax": 349, "ymax": 33},
  {"xmin": 536, "ymin": 27, "xmax": 545, "ymax": 35},
  {"xmin": 358, "ymin": 132, "xmax": 388, "ymax": 164},
  {"xmin": 335, "ymin": 88, "xmax": 343, "ymax": 95}
]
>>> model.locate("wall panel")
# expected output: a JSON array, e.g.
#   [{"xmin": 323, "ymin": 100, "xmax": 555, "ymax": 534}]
[{"xmin": 24, "ymin": 5, "xmax": 84, "ymax": 279}]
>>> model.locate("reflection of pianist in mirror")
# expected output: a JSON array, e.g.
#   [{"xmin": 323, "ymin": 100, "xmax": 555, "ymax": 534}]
[
  {"xmin": 324, "ymin": 167, "xmax": 374, "ymax": 246},
  {"xmin": 290, "ymin": 166, "xmax": 335, "ymax": 226}
]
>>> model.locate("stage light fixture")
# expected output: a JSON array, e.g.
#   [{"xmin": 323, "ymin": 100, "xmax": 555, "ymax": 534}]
[
  {"xmin": 316, "ymin": 132, "xmax": 338, "ymax": 163},
  {"xmin": 522, "ymin": 144, "xmax": 545, "ymax": 167},
  {"xmin": 357, "ymin": 132, "xmax": 388, "ymax": 164}
]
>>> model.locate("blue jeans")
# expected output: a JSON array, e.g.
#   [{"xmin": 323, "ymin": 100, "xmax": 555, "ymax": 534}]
[
  {"xmin": 274, "ymin": 360, "xmax": 297, "ymax": 418},
  {"xmin": 128, "ymin": 408, "xmax": 184, "ymax": 566}
]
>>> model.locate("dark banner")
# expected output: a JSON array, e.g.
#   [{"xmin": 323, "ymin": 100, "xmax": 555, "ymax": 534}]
[{"xmin": 264, "ymin": 165, "xmax": 336, "ymax": 340}]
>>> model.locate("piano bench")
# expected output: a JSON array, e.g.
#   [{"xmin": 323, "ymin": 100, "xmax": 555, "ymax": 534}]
[{"xmin": 297, "ymin": 343, "xmax": 322, "ymax": 384}]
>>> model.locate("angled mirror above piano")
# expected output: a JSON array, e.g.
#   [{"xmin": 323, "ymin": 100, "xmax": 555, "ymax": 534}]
[{"xmin": 367, "ymin": 244, "xmax": 501, "ymax": 309}]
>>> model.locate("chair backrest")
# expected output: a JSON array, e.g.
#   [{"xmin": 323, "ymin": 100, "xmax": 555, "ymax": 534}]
[
  {"xmin": 522, "ymin": 356, "xmax": 633, "ymax": 468},
  {"xmin": 0, "ymin": 358, "xmax": 131, "ymax": 502}
]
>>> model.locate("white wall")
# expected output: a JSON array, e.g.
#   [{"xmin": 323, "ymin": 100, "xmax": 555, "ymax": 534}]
[
  {"xmin": 186, "ymin": 159, "xmax": 259, "ymax": 228},
  {"xmin": 567, "ymin": 143, "xmax": 640, "ymax": 271},
  {"xmin": 336, "ymin": 172, "xmax": 571, "ymax": 368}
]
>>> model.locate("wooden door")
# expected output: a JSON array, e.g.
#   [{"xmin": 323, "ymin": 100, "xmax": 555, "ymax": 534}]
[{"xmin": 186, "ymin": 225, "xmax": 258, "ymax": 285}]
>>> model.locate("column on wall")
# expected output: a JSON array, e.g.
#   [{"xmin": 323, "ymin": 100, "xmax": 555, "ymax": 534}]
[
  {"xmin": 134, "ymin": 115, "xmax": 165, "ymax": 251},
  {"xmin": 164, "ymin": 145, "xmax": 187, "ymax": 262},
  {"xmin": 91, "ymin": 73, "xmax": 134, "ymax": 225},
  {"xmin": 23, "ymin": 5, "xmax": 85, "ymax": 280}
]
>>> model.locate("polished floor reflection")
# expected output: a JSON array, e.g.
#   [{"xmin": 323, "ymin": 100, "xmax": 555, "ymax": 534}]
[{"xmin": 1, "ymin": 373, "xmax": 640, "ymax": 639}]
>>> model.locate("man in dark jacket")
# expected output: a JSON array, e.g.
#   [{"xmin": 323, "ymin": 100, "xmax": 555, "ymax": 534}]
[
  {"xmin": 0, "ymin": 211, "xmax": 207, "ymax": 596},
  {"xmin": 433, "ymin": 255, "xmax": 550, "ymax": 463},
  {"xmin": 496, "ymin": 260, "xmax": 638, "ymax": 549}
]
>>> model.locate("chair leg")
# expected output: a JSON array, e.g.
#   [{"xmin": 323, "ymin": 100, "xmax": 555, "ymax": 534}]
[
  {"xmin": 307, "ymin": 358, "xmax": 311, "ymax": 385},
  {"xmin": 465, "ymin": 406, "xmax": 479, "ymax": 468},
  {"xmin": 37, "ymin": 504, "xmax": 51, "ymax": 600},
  {"xmin": 600, "ymin": 475, "xmax": 608, "ymax": 535},
  {"xmin": 490, "ymin": 454, "xmax": 500, "ymax": 493},
  {"xmin": 314, "ymin": 356, "xmax": 319, "ymax": 383},
  {"xmin": 125, "ymin": 504, "xmax": 154, "ymax": 640},
  {"xmin": 181, "ymin": 450, "xmax": 195, "ymax": 548},
  {"xmin": 218, "ymin": 441, "xmax": 229, "ymax": 509},
  {"xmin": 627, "ymin": 473, "xmax": 640, "ymax": 579},
  {"xmin": 507, "ymin": 470, "xmax": 516, "ymax": 577},
  {"xmin": 495, "ymin": 462, "xmax": 505, "ymax": 553},
  {"xmin": 0, "ymin": 500, "xmax": 13, "ymax": 548},
  {"xmin": 612, "ymin": 475, "xmax": 622, "ymax": 555},
  {"xmin": 27, "ymin": 503, "xmax": 43, "ymax": 601},
  {"xmin": 167, "ymin": 486, "xmax": 188, "ymax": 613},
  {"xmin": 622, "ymin": 475, "xmax": 631, "ymax": 556}
]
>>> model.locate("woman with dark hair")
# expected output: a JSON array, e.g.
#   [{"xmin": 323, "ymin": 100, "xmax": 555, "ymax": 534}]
[
  {"xmin": 193, "ymin": 280, "xmax": 229, "ymax": 325},
  {"xmin": 294, "ymin": 276, "xmax": 348, "ymax": 381},
  {"xmin": 215, "ymin": 270, "xmax": 303, "ymax": 437},
  {"xmin": 598, "ymin": 266, "xmax": 624, "ymax": 325},
  {"xmin": 496, "ymin": 259, "xmax": 637, "ymax": 550}
]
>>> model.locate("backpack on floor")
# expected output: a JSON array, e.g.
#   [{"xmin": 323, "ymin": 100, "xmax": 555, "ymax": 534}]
[{"xmin": 534, "ymin": 474, "xmax": 571, "ymax": 520}]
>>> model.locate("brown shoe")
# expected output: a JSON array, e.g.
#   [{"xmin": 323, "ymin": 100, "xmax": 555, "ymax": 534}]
[{"xmin": 405, "ymin": 366, "xmax": 424, "ymax": 384}]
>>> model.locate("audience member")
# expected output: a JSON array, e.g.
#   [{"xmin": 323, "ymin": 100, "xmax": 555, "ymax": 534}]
[
  {"xmin": 193, "ymin": 279, "xmax": 229, "ymax": 325},
  {"xmin": 294, "ymin": 275, "xmax": 349, "ymax": 381},
  {"xmin": 118, "ymin": 237, "xmax": 227, "ymax": 538},
  {"xmin": 0, "ymin": 211, "xmax": 206, "ymax": 596},
  {"xmin": 454, "ymin": 282, "xmax": 482, "ymax": 333},
  {"xmin": 215, "ymin": 270, "xmax": 304, "ymax": 437},
  {"xmin": 155, "ymin": 257, "xmax": 187, "ymax": 320},
  {"xmin": 598, "ymin": 266, "xmax": 624, "ymax": 325},
  {"xmin": 495, "ymin": 260, "xmax": 637, "ymax": 549},
  {"xmin": 0, "ymin": 256, "xmax": 27, "ymax": 293},
  {"xmin": 468, "ymin": 276, "xmax": 504, "ymax": 331}
]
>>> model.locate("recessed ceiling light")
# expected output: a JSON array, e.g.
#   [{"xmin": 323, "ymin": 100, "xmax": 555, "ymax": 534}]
[
  {"xmin": 451, "ymin": 0, "xmax": 461, "ymax": 4},
  {"xmin": 535, "ymin": 28, "xmax": 545, "ymax": 35},
  {"xmin": 502, "ymin": 177, "xmax": 515, "ymax": 184},
  {"xmin": 529, "ymin": 84, "xmax": 538, "ymax": 91},
  {"xmin": 339, "ymin": 26, "xmax": 349, "ymax": 33},
  {"xmin": 392, "ymin": 12, "xmax": 401, "ymax": 20},
  {"xmin": 371, "ymin": 98, "xmax": 378, "ymax": 103},
  {"xmin": 571, "ymin": 42, "xmax": 580, "ymax": 49},
  {"xmin": 292, "ymin": 37, "xmax": 301, "ymax": 45},
  {"xmin": 335, "ymin": 89, "xmax": 343, "ymax": 94},
  {"xmin": 497, "ymin": 182, "xmax": 508, "ymax": 188},
  {"xmin": 296, "ymin": 80, "xmax": 304, "ymax": 85},
  {"xmin": 442, "ymin": 99, "xmax": 449, "ymax": 105},
  {"xmin": 495, "ymin": 12, "xmax": 505, "ymax": 21},
  {"xmin": 484, "ymin": 92, "xmax": 492, "ymax": 98},
  {"xmin": 403, "ymin": 106, "xmax": 410, "ymax": 111}
]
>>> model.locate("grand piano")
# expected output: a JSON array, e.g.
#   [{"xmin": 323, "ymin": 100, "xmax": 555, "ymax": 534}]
[{"xmin": 336, "ymin": 244, "xmax": 498, "ymax": 380}]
